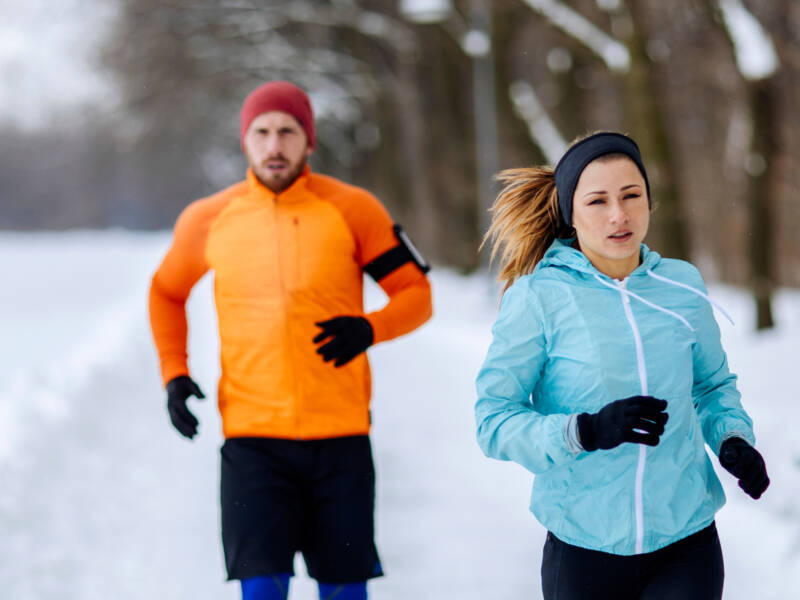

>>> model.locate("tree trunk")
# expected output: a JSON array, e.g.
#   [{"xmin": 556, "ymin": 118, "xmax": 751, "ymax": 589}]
[
  {"xmin": 747, "ymin": 77, "xmax": 777, "ymax": 329},
  {"xmin": 622, "ymin": 0, "xmax": 690, "ymax": 261}
]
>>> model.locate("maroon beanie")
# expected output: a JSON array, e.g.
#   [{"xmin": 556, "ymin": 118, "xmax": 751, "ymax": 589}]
[{"xmin": 239, "ymin": 81, "xmax": 315, "ymax": 150}]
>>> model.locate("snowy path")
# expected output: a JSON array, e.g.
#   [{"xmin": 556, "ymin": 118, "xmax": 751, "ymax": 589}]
[{"xmin": 1, "ymin": 232, "xmax": 798, "ymax": 599}]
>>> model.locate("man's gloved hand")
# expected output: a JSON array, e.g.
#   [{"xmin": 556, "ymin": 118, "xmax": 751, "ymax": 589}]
[
  {"xmin": 577, "ymin": 396, "xmax": 669, "ymax": 452},
  {"xmin": 313, "ymin": 316, "xmax": 373, "ymax": 367},
  {"xmin": 719, "ymin": 437, "xmax": 770, "ymax": 499},
  {"xmin": 166, "ymin": 375, "xmax": 206, "ymax": 439}
]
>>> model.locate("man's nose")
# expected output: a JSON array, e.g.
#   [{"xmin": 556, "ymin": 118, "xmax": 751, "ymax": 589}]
[{"xmin": 264, "ymin": 133, "xmax": 282, "ymax": 154}]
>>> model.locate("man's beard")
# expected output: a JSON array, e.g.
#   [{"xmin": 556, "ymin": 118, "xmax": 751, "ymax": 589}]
[{"xmin": 253, "ymin": 156, "xmax": 308, "ymax": 193}]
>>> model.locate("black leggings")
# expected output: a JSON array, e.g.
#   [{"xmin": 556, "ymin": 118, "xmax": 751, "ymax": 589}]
[{"xmin": 541, "ymin": 523, "xmax": 724, "ymax": 600}]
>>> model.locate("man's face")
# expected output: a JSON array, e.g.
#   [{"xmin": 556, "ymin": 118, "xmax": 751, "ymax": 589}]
[{"xmin": 243, "ymin": 111, "xmax": 312, "ymax": 193}]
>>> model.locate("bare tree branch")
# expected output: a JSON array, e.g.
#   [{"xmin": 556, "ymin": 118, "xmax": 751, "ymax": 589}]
[{"xmin": 520, "ymin": 0, "xmax": 631, "ymax": 72}]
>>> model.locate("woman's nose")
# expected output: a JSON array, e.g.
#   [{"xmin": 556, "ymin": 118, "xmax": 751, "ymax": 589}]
[{"xmin": 609, "ymin": 201, "xmax": 628, "ymax": 223}]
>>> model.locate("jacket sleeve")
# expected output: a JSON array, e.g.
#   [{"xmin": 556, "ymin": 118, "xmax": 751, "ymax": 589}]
[
  {"xmin": 345, "ymin": 191, "xmax": 432, "ymax": 344},
  {"xmin": 148, "ymin": 202, "xmax": 212, "ymax": 385},
  {"xmin": 366, "ymin": 266, "xmax": 432, "ymax": 344},
  {"xmin": 689, "ymin": 270, "xmax": 755, "ymax": 453},
  {"xmin": 475, "ymin": 280, "xmax": 578, "ymax": 474}
]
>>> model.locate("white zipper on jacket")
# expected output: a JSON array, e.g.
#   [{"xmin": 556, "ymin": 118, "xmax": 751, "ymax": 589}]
[
  {"xmin": 616, "ymin": 277, "xmax": 648, "ymax": 555},
  {"xmin": 594, "ymin": 274, "xmax": 693, "ymax": 330},
  {"xmin": 590, "ymin": 269, "xmax": 735, "ymax": 553}
]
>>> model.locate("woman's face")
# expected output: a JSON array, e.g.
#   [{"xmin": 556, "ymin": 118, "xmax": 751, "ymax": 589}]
[{"xmin": 571, "ymin": 156, "xmax": 650, "ymax": 280}]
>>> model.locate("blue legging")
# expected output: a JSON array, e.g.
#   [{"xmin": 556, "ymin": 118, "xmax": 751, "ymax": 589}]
[
  {"xmin": 241, "ymin": 574, "xmax": 290, "ymax": 600},
  {"xmin": 241, "ymin": 575, "xmax": 366, "ymax": 600},
  {"xmin": 318, "ymin": 581, "xmax": 367, "ymax": 600}
]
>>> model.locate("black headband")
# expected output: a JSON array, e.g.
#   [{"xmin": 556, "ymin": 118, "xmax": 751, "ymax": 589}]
[{"xmin": 554, "ymin": 132, "xmax": 650, "ymax": 227}]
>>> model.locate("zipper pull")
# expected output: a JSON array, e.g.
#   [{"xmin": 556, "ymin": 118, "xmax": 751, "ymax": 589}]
[{"xmin": 617, "ymin": 279, "xmax": 631, "ymax": 304}]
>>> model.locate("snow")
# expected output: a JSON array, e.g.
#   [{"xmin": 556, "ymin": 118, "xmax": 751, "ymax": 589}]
[
  {"xmin": 509, "ymin": 80, "xmax": 567, "ymax": 164},
  {"xmin": 1, "ymin": 231, "xmax": 798, "ymax": 598},
  {"xmin": 461, "ymin": 29, "xmax": 492, "ymax": 58},
  {"xmin": 399, "ymin": 0, "xmax": 454, "ymax": 24},
  {"xmin": 520, "ymin": 0, "xmax": 630, "ymax": 72},
  {"xmin": 717, "ymin": 0, "xmax": 779, "ymax": 81}
]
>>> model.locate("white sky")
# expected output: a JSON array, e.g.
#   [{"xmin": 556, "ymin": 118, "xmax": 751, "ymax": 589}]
[{"xmin": 0, "ymin": 0, "xmax": 117, "ymax": 129}]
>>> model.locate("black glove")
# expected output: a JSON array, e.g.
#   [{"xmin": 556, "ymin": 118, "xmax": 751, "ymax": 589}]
[
  {"xmin": 313, "ymin": 316, "xmax": 373, "ymax": 367},
  {"xmin": 166, "ymin": 375, "xmax": 206, "ymax": 439},
  {"xmin": 719, "ymin": 437, "xmax": 770, "ymax": 499},
  {"xmin": 577, "ymin": 396, "xmax": 669, "ymax": 451}
]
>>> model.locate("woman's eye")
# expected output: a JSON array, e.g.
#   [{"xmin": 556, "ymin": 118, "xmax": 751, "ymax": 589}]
[
  {"xmin": 589, "ymin": 198, "xmax": 605, "ymax": 205},
  {"xmin": 624, "ymin": 193, "xmax": 641, "ymax": 200}
]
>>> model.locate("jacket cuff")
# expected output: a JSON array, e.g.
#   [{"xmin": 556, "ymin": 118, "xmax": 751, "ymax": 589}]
[
  {"xmin": 161, "ymin": 358, "xmax": 190, "ymax": 387},
  {"xmin": 563, "ymin": 414, "xmax": 583, "ymax": 455},
  {"xmin": 364, "ymin": 312, "xmax": 388, "ymax": 345},
  {"xmin": 716, "ymin": 430, "xmax": 755, "ymax": 455}
]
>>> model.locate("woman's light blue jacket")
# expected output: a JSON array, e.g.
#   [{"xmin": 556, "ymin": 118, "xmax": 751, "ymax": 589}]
[{"xmin": 475, "ymin": 239, "xmax": 755, "ymax": 555}]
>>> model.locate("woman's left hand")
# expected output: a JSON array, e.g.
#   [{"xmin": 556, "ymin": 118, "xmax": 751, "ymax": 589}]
[{"xmin": 719, "ymin": 437, "xmax": 770, "ymax": 500}]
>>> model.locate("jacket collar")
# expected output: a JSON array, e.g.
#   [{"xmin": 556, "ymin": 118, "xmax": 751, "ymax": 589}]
[
  {"xmin": 246, "ymin": 164, "xmax": 312, "ymax": 203},
  {"xmin": 537, "ymin": 237, "xmax": 661, "ymax": 281},
  {"xmin": 537, "ymin": 238, "xmax": 734, "ymax": 329}
]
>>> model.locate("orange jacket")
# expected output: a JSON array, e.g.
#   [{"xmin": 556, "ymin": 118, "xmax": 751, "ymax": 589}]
[{"xmin": 149, "ymin": 166, "xmax": 432, "ymax": 440}]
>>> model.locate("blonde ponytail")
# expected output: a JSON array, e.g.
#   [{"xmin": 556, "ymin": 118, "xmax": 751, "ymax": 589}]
[{"xmin": 480, "ymin": 167, "xmax": 571, "ymax": 291}]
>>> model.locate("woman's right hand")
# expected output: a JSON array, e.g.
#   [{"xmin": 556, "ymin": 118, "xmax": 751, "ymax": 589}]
[{"xmin": 577, "ymin": 396, "xmax": 669, "ymax": 451}]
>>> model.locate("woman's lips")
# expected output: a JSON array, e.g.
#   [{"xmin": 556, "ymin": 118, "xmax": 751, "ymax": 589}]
[{"xmin": 608, "ymin": 231, "xmax": 633, "ymax": 242}]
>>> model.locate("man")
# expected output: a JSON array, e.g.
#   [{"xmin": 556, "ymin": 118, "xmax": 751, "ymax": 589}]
[{"xmin": 148, "ymin": 81, "xmax": 433, "ymax": 600}]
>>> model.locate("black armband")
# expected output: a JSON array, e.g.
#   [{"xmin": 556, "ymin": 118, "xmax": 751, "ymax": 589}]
[{"xmin": 363, "ymin": 224, "xmax": 430, "ymax": 282}]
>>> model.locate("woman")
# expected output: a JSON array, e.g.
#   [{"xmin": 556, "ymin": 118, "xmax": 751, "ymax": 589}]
[{"xmin": 475, "ymin": 132, "xmax": 769, "ymax": 599}]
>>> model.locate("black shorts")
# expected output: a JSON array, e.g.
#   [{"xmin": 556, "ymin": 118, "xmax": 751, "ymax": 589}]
[
  {"xmin": 220, "ymin": 435, "xmax": 383, "ymax": 583},
  {"xmin": 541, "ymin": 522, "xmax": 724, "ymax": 600}
]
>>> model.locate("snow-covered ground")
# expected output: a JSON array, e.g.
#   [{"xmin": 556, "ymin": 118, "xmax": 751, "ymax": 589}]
[{"xmin": 1, "ymin": 231, "xmax": 797, "ymax": 599}]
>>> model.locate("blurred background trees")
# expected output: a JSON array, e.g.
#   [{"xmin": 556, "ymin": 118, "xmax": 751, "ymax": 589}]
[{"xmin": 2, "ymin": 0, "xmax": 798, "ymax": 328}]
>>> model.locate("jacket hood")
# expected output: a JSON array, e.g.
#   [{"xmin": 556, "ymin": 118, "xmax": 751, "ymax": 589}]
[
  {"xmin": 536, "ymin": 237, "xmax": 661, "ymax": 280},
  {"xmin": 534, "ymin": 238, "xmax": 733, "ymax": 331}
]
